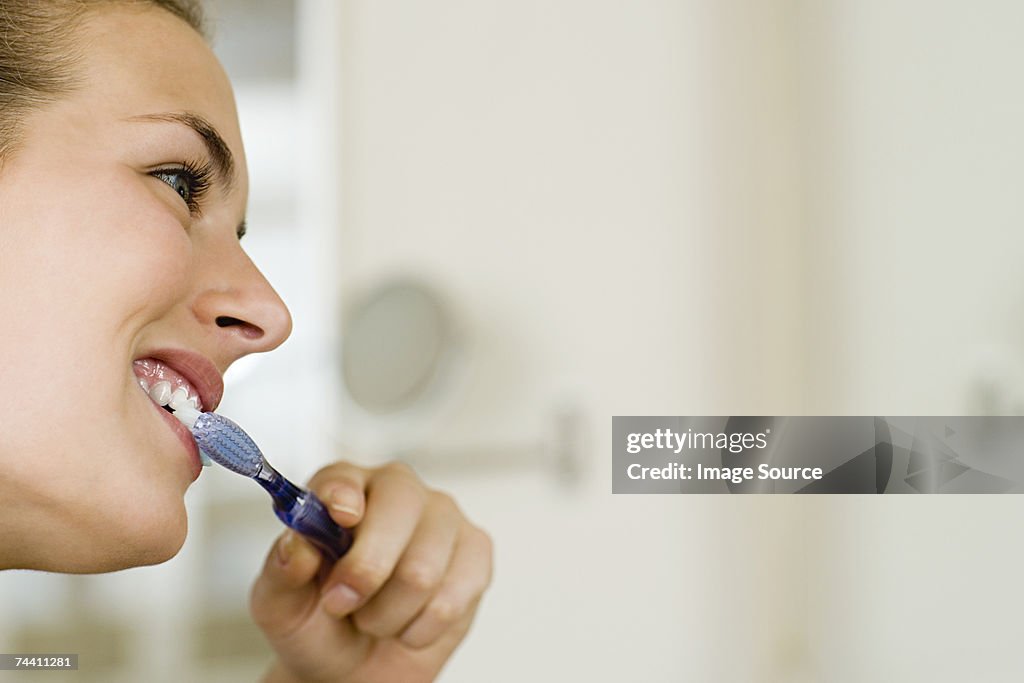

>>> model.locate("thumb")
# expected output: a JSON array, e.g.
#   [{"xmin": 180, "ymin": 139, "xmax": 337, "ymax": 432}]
[
  {"xmin": 251, "ymin": 531, "xmax": 373, "ymax": 681},
  {"xmin": 250, "ymin": 529, "xmax": 323, "ymax": 639}
]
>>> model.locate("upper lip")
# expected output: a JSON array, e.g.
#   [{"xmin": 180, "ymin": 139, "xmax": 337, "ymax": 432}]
[{"xmin": 137, "ymin": 348, "xmax": 224, "ymax": 413}]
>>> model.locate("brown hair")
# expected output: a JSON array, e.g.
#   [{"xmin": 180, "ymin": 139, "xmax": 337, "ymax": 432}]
[{"xmin": 0, "ymin": 0, "xmax": 207, "ymax": 159}]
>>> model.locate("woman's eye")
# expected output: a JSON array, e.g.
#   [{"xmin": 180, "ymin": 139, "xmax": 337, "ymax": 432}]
[
  {"xmin": 150, "ymin": 162, "xmax": 212, "ymax": 215},
  {"xmin": 154, "ymin": 170, "xmax": 193, "ymax": 204}
]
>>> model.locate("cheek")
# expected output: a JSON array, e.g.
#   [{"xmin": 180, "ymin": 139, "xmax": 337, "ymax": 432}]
[
  {"xmin": 3, "ymin": 163, "xmax": 194, "ymax": 349},
  {"xmin": 83, "ymin": 175, "xmax": 196, "ymax": 308},
  {"xmin": 5, "ymin": 167, "xmax": 194, "ymax": 317},
  {"xmin": 2, "ymin": 168, "xmax": 193, "ymax": 402},
  {"xmin": 0, "ymin": 166, "xmax": 196, "ymax": 568}
]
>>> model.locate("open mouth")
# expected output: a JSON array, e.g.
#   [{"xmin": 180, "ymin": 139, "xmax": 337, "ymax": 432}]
[{"xmin": 133, "ymin": 355, "xmax": 220, "ymax": 475}]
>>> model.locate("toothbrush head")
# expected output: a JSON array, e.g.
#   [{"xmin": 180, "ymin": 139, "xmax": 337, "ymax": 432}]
[{"xmin": 183, "ymin": 411, "xmax": 265, "ymax": 478}]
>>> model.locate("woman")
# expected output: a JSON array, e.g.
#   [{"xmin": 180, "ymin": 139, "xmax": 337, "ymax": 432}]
[{"xmin": 0, "ymin": 1, "xmax": 492, "ymax": 681}]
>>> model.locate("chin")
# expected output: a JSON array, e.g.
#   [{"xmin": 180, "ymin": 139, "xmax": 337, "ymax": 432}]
[
  {"xmin": 115, "ymin": 499, "xmax": 190, "ymax": 570},
  {"xmin": 59, "ymin": 497, "xmax": 190, "ymax": 574},
  {"xmin": 123, "ymin": 515, "xmax": 189, "ymax": 569}
]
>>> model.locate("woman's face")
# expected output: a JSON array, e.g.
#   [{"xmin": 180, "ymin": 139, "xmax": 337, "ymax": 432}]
[{"xmin": 0, "ymin": 6, "xmax": 292, "ymax": 571}]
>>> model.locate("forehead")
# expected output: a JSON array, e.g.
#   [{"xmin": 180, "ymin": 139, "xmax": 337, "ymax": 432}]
[{"xmin": 75, "ymin": 5, "xmax": 248, "ymax": 184}]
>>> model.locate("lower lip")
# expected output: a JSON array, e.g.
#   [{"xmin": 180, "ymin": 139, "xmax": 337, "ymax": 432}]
[{"xmin": 148, "ymin": 397, "xmax": 203, "ymax": 480}]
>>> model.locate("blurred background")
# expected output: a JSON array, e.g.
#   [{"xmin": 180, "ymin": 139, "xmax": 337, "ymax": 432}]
[{"xmin": 6, "ymin": 0, "xmax": 1024, "ymax": 680}]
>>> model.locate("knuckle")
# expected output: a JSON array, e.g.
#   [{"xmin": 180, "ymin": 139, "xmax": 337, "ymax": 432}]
[
  {"xmin": 372, "ymin": 462, "xmax": 428, "ymax": 506},
  {"xmin": 469, "ymin": 524, "xmax": 494, "ymax": 558},
  {"xmin": 401, "ymin": 623, "xmax": 438, "ymax": 650},
  {"xmin": 248, "ymin": 585, "xmax": 271, "ymax": 629},
  {"xmin": 322, "ymin": 473, "xmax": 361, "ymax": 492},
  {"xmin": 470, "ymin": 527, "xmax": 495, "ymax": 587},
  {"xmin": 394, "ymin": 474, "xmax": 430, "ymax": 507},
  {"xmin": 342, "ymin": 556, "xmax": 393, "ymax": 595},
  {"xmin": 397, "ymin": 559, "xmax": 443, "ymax": 593},
  {"xmin": 476, "ymin": 526, "xmax": 494, "ymax": 553},
  {"xmin": 431, "ymin": 490, "xmax": 458, "ymax": 515},
  {"xmin": 351, "ymin": 610, "xmax": 390, "ymax": 638},
  {"xmin": 426, "ymin": 598, "xmax": 459, "ymax": 626},
  {"xmin": 384, "ymin": 460, "xmax": 415, "ymax": 478},
  {"xmin": 402, "ymin": 633, "xmax": 432, "ymax": 651},
  {"xmin": 307, "ymin": 461, "xmax": 362, "ymax": 489}
]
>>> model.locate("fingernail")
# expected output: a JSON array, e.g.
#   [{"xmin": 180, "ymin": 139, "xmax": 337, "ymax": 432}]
[
  {"xmin": 327, "ymin": 487, "xmax": 360, "ymax": 517},
  {"xmin": 322, "ymin": 583, "xmax": 360, "ymax": 617},
  {"xmin": 277, "ymin": 531, "xmax": 297, "ymax": 566}
]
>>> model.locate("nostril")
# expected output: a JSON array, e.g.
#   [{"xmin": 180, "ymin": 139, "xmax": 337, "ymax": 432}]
[{"xmin": 215, "ymin": 316, "xmax": 264, "ymax": 339}]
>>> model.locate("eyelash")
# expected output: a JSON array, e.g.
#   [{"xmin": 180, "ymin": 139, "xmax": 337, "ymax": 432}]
[{"xmin": 150, "ymin": 159, "xmax": 213, "ymax": 216}]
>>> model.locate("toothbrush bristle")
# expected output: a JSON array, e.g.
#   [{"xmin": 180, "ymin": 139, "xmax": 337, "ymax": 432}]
[{"xmin": 189, "ymin": 412, "xmax": 264, "ymax": 477}]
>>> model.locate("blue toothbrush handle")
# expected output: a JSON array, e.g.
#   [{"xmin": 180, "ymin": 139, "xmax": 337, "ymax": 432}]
[
  {"xmin": 251, "ymin": 468, "xmax": 354, "ymax": 563},
  {"xmin": 187, "ymin": 411, "xmax": 354, "ymax": 564},
  {"xmin": 270, "ymin": 483, "xmax": 354, "ymax": 564}
]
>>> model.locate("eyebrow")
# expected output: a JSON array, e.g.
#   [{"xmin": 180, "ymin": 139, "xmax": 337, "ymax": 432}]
[
  {"xmin": 128, "ymin": 111, "xmax": 235, "ymax": 186},
  {"xmin": 127, "ymin": 111, "xmax": 247, "ymax": 239}
]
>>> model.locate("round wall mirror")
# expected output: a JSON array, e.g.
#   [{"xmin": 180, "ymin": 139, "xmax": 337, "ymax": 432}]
[{"xmin": 340, "ymin": 280, "xmax": 452, "ymax": 414}]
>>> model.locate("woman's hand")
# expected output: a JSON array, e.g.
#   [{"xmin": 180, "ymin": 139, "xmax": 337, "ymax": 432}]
[{"xmin": 250, "ymin": 461, "xmax": 493, "ymax": 683}]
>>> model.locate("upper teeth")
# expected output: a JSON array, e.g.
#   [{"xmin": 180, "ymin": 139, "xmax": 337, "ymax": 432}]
[
  {"xmin": 169, "ymin": 387, "xmax": 191, "ymax": 411},
  {"xmin": 141, "ymin": 378, "xmax": 199, "ymax": 410}
]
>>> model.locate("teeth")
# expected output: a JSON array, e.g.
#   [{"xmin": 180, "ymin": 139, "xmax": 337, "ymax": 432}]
[
  {"xmin": 149, "ymin": 381, "xmax": 172, "ymax": 406},
  {"xmin": 169, "ymin": 387, "xmax": 190, "ymax": 411},
  {"xmin": 136, "ymin": 366, "xmax": 202, "ymax": 411}
]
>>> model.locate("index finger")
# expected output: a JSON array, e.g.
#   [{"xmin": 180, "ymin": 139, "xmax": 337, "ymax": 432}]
[{"xmin": 306, "ymin": 461, "xmax": 372, "ymax": 528}]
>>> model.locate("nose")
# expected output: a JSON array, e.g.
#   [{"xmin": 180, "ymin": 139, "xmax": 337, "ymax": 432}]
[{"xmin": 191, "ymin": 239, "xmax": 293, "ymax": 365}]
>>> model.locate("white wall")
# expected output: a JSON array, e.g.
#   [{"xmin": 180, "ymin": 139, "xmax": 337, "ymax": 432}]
[
  {"xmin": 801, "ymin": 0, "xmax": 1024, "ymax": 414},
  {"xmin": 336, "ymin": 1, "xmax": 1024, "ymax": 680},
  {"xmin": 334, "ymin": 1, "xmax": 807, "ymax": 680},
  {"xmin": 799, "ymin": 2, "xmax": 1024, "ymax": 680}
]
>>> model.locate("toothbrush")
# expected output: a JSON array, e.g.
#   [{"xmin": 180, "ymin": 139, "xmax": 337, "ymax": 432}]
[{"xmin": 172, "ymin": 405, "xmax": 354, "ymax": 563}]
